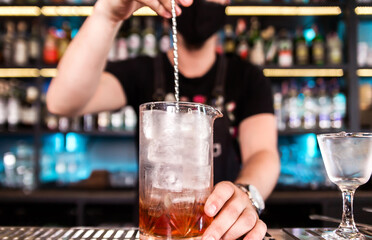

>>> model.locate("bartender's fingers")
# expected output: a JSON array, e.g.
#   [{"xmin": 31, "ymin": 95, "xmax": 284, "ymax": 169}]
[
  {"xmin": 137, "ymin": 0, "xmax": 181, "ymax": 18},
  {"xmin": 203, "ymin": 182, "xmax": 247, "ymax": 240},
  {"xmin": 243, "ymin": 219, "xmax": 267, "ymax": 240},
  {"xmin": 136, "ymin": 0, "xmax": 171, "ymax": 18},
  {"xmin": 158, "ymin": 0, "xmax": 182, "ymax": 15},
  {"xmin": 204, "ymin": 181, "xmax": 235, "ymax": 217},
  {"xmin": 221, "ymin": 208, "xmax": 257, "ymax": 240}
]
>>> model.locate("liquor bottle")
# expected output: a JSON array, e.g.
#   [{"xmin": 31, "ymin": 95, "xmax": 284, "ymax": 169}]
[
  {"xmin": 286, "ymin": 80, "xmax": 301, "ymax": 129},
  {"xmin": 43, "ymin": 28, "xmax": 59, "ymax": 65},
  {"xmin": 235, "ymin": 18, "xmax": 249, "ymax": 60},
  {"xmin": 261, "ymin": 26, "xmax": 277, "ymax": 65},
  {"xmin": 0, "ymin": 80, "xmax": 7, "ymax": 130},
  {"xmin": 327, "ymin": 32, "xmax": 343, "ymax": 65},
  {"xmin": 159, "ymin": 19, "xmax": 171, "ymax": 53},
  {"xmin": 277, "ymin": 29, "xmax": 293, "ymax": 67},
  {"xmin": 28, "ymin": 21, "xmax": 41, "ymax": 65},
  {"xmin": 223, "ymin": 24, "xmax": 236, "ymax": 56},
  {"xmin": 45, "ymin": 112, "xmax": 58, "ymax": 130},
  {"xmin": 14, "ymin": 21, "xmax": 29, "ymax": 67},
  {"xmin": 7, "ymin": 81, "xmax": 22, "ymax": 131},
  {"xmin": 21, "ymin": 86, "xmax": 39, "ymax": 127},
  {"xmin": 3, "ymin": 21, "xmax": 15, "ymax": 66},
  {"xmin": 14, "ymin": 142, "xmax": 35, "ymax": 191},
  {"xmin": 141, "ymin": 17, "xmax": 157, "ymax": 57},
  {"xmin": 3, "ymin": 152, "xmax": 17, "ymax": 188},
  {"xmin": 281, "ymin": 80, "xmax": 289, "ymax": 130},
  {"xmin": 111, "ymin": 108, "xmax": 124, "ymax": 131},
  {"xmin": 71, "ymin": 116, "xmax": 81, "ymax": 131},
  {"xmin": 58, "ymin": 117, "xmax": 69, "ymax": 132},
  {"xmin": 312, "ymin": 25, "xmax": 325, "ymax": 65},
  {"xmin": 273, "ymin": 89, "xmax": 285, "ymax": 131},
  {"xmin": 98, "ymin": 111, "xmax": 110, "ymax": 131},
  {"xmin": 295, "ymin": 27, "xmax": 309, "ymax": 65},
  {"xmin": 127, "ymin": 17, "xmax": 142, "ymax": 58},
  {"xmin": 330, "ymin": 79, "xmax": 346, "ymax": 129},
  {"xmin": 124, "ymin": 106, "xmax": 137, "ymax": 130},
  {"xmin": 116, "ymin": 27, "xmax": 128, "ymax": 61},
  {"xmin": 83, "ymin": 114, "xmax": 95, "ymax": 131},
  {"xmin": 250, "ymin": 39, "xmax": 265, "ymax": 66},
  {"xmin": 58, "ymin": 22, "xmax": 72, "ymax": 60},
  {"xmin": 317, "ymin": 78, "xmax": 331, "ymax": 129},
  {"xmin": 248, "ymin": 18, "xmax": 265, "ymax": 66},
  {"xmin": 248, "ymin": 17, "xmax": 260, "ymax": 48},
  {"xmin": 302, "ymin": 84, "xmax": 317, "ymax": 129}
]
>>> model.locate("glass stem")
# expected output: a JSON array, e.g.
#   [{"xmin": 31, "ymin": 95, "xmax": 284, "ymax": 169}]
[{"xmin": 339, "ymin": 188, "xmax": 357, "ymax": 230}]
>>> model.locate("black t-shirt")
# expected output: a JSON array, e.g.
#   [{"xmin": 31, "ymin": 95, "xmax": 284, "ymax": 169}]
[{"xmin": 106, "ymin": 53, "xmax": 274, "ymax": 183}]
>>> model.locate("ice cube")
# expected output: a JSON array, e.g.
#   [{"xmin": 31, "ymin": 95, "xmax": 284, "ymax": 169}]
[
  {"xmin": 148, "ymin": 198, "xmax": 164, "ymax": 217},
  {"xmin": 179, "ymin": 112, "xmax": 195, "ymax": 133},
  {"xmin": 177, "ymin": 112, "xmax": 212, "ymax": 139},
  {"xmin": 194, "ymin": 114, "xmax": 212, "ymax": 139},
  {"xmin": 153, "ymin": 164, "xmax": 183, "ymax": 191},
  {"xmin": 147, "ymin": 140, "xmax": 182, "ymax": 164},
  {"xmin": 183, "ymin": 164, "xmax": 211, "ymax": 190},
  {"xmin": 142, "ymin": 111, "xmax": 155, "ymax": 139},
  {"xmin": 164, "ymin": 192, "xmax": 196, "ymax": 210},
  {"xmin": 182, "ymin": 139, "xmax": 210, "ymax": 166}
]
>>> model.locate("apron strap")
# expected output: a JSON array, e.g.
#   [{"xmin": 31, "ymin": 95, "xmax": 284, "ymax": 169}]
[
  {"xmin": 212, "ymin": 54, "xmax": 228, "ymax": 98},
  {"xmin": 153, "ymin": 54, "xmax": 166, "ymax": 101}
]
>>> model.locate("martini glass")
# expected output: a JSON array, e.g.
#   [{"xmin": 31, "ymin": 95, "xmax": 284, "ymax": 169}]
[{"xmin": 317, "ymin": 132, "xmax": 372, "ymax": 240}]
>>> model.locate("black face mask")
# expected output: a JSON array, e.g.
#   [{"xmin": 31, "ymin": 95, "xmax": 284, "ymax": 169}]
[{"xmin": 175, "ymin": 0, "xmax": 226, "ymax": 49}]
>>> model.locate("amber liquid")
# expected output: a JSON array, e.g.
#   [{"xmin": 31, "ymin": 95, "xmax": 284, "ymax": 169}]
[{"xmin": 139, "ymin": 199, "xmax": 212, "ymax": 239}]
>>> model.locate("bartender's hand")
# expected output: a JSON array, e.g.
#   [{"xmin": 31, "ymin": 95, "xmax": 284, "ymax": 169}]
[
  {"xmin": 94, "ymin": 0, "xmax": 193, "ymax": 23},
  {"xmin": 203, "ymin": 181, "xmax": 267, "ymax": 240}
]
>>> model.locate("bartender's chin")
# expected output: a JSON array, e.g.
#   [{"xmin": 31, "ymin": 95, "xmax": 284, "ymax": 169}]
[{"xmin": 184, "ymin": 41, "xmax": 205, "ymax": 51}]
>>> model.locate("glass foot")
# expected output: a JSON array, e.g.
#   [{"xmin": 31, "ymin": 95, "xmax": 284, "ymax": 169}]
[
  {"xmin": 321, "ymin": 229, "xmax": 366, "ymax": 240},
  {"xmin": 140, "ymin": 232, "xmax": 202, "ymax": 240}
]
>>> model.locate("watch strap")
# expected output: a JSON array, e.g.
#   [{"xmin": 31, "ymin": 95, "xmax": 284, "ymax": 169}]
[{"xmin": 235, "ymin": 183, "xmax": 264, "ymax": 215}]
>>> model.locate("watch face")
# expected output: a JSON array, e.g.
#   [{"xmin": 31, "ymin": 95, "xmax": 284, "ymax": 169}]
[{"xmin": 248, "ymin": 185, "xmax": 265, "ymax": 212}]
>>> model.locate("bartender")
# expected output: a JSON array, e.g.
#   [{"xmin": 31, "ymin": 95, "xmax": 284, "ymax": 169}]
[{"xmin": 46, "ymin": 0, "xmax": 280, "ymax": 239}]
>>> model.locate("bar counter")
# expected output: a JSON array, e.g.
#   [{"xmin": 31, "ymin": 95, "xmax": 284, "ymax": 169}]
[{"xmin": 0, "ymin": 226, "xmax": 342, "ymax": 239}]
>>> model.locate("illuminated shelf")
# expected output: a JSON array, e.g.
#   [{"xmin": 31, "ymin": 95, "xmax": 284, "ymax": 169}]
[
  {"xmin": 355, "ymin": 6, "xmax": 372, "ymax": 15},
  {"xmin": 41, "ymin": 6, "xmax": 156, "ymax": 17},
  {"xmin": 357, "ymin": 68, "xmax": 372, "ymax": 77},
  {"xmin": 40, "ymin": 68, "xmax": 58, "ymax": 78},
  {"xmin": 41, "ymin": 6, "xmax": 93, "ymax": 16},
  {"xmin": 132, "ymin": 7, "xmax": 157, "ymax": 16},
  {"xmin": 0, "ymin": 5, "xmax": 343, "ymax": 17},
  {"xmin": 0, "ymin": 67, "xmax": 345, "ymax": 78},
  {"xmin": 0, "ymin": 6, "xmax": 40, "ymax": 16},
  {"xmin": 0, "ymin": 68, "xmax": 40, "ymax": 78},
  {"xmin": 225, "ymin": 6, "xmax": 342, "ymax": 16},
  {"xmin": 263, "ymin": 68, "xmax": 344, "ymax": 77}
]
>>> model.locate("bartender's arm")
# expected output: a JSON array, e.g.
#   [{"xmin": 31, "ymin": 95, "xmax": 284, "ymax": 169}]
[
  {"xmin": 203, "ymin": 114, "xmax": 280, "ymax": 240},
  {"xmin": 46, "ymin": 0, "xmax": 189, "ymax": 116}
]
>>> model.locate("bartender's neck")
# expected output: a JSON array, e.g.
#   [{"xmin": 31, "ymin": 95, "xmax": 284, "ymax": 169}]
[{"xmin": 167, "ymin": 34, "xmax": 217, "ymax": 79}]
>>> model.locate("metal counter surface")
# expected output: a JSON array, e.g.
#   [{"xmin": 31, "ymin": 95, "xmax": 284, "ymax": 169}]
[{"xmin": 0, "ymin": 227, "xmax": 355, "ymax": 240}]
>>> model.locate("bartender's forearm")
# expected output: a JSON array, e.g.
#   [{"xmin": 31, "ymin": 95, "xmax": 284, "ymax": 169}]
[
  {"xmin": 235, "ymin": 149, "xmax": 280, "ymax": 200},
  {"xmin": 46, "ymin": 8, "xmax": 122, "ymax": 116}
]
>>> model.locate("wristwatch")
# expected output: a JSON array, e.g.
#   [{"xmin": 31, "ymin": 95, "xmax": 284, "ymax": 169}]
[{"xmin": 235, "ymin": 184, "xmax": 265, "ymax": 215}]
